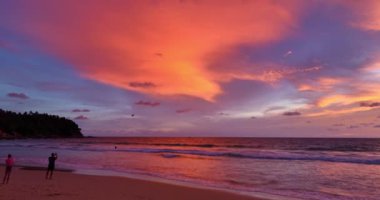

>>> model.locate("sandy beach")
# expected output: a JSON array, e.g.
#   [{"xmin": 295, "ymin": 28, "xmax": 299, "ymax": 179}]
[{"xmin": 0, "ymin": 166, "xmax": 264, "ymax": 200}]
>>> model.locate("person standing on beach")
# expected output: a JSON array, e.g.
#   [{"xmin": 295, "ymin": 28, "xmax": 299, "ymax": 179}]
[
  {"xmin": 46, "ymin": 153, "xmax": 58, "ymax": 179},
  {"xmin": 3, "ymin": 154, "xmax": 14, "ymax": 184}
]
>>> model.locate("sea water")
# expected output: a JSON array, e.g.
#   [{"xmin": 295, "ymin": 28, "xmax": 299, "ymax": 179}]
[{"xmin": 1, "ymin": 137, "xmax": 380, "ymax": 199}]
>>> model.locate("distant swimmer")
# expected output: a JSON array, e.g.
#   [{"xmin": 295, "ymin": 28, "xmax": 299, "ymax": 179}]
[
  {"xmin": 3, "ymin": 154, "xmax": 14, "ymax": 184},
  {"xmin": 131, "ymin": 114, "xmax": 135, "ymax": 117},
  {"xmin": 46, "ymin": 153, "xmax": 58, "ymax": 179},
  {"xmin": 114, "ymin": 146, "xmax": 117, "ymax": 150}
]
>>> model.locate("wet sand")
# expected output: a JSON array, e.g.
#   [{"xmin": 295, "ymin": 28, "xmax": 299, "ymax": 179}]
[{"xmin": 0, "ymin": 166, "xmax": 266, "ymax": 200}]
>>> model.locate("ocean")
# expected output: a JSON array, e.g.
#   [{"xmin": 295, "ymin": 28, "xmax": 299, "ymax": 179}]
[{"xmin": 1, "ymin": 137, "xmax": 380, "ymax": 199}]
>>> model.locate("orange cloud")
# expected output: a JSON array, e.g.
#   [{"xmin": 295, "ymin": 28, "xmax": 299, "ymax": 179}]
[
  {"xmin": 316, "ymin": 83, "xmax": 380, "ymax": 108},
  {"xmin": 298, "ymin": 77, "xmax": 345, "ymax": 92},
  {"xmin": 314, "ymin": 67, "xmax": 380, "ymax": 110},
  {"xmin": 218, "ymin": 65, "xmax": 321, "ymax": 85},
  {"xmin": 300, "ymin": 61, "xmax": 380, "ymax": 116},
  {"xmin": 7, "ymin": 1, "xmax": 302, "ymax": 101},
  {"xmin": 307, "ymin": 107, "xmax": 373, "ymax": 117},
  {"xmin": 318, "ymin": 77, "xmax": 345, "ymax": 87},
  {"xmin": 298, "ymin": 84, "xmax": 313, "ymax": 91}
]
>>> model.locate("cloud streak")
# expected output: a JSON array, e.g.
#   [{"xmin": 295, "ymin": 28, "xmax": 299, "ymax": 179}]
[
  {"xmin": 7, "ymin": 92, "xmax": 29, "ymax": 100},
  {"xmin": 72, "ymin": 109, "xmax": 90, "ymax": 112},
  {"xmin": 74, "ymin": 115, "xmax": 88, "ymax": 120},
  {"xmin": 128, "ymin": 82, "xmax": 157, "ymax": 88},
  {"xmin": 176, "ymin": 108, "xmax": 192, "ymax": 114},
  {"xmin": 360, "ymin": 102, "xmax": 380, "ymax": 107},
  {"xmin": 283, "ymin": 111, "xmax": 301, "ymax": 116},
  {"xmin": 135, "ymin": 100, "xmax": 160, "ymax": 107}
]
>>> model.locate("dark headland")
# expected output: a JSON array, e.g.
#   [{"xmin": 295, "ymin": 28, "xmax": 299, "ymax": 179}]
[{"xmin": 0, "ymin": 109, "xmax": 83, "ymax": 139}]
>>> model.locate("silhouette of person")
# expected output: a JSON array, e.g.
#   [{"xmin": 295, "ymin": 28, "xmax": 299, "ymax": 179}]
[
  {"xmin": 46, "ymin": 153, "xmax": 58, "ymax": 179},
  {"xmin": 3, "ymin": 154, "xmax": 14, "ymax": 184}
]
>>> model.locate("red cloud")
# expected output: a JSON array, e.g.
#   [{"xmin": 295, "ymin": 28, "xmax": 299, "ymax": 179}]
[{"xmin": 7, "ymin": 92, "xmax": 29, "ymax": 100}]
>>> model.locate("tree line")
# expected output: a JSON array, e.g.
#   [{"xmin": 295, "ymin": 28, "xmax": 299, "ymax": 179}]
[{"xmin": 0, "ymin": 109, "xmax": 83, "ymax": 139}]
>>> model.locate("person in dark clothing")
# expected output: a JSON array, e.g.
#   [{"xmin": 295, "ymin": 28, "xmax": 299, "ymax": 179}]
[{"xmin": 46, "ymin": 153, "xmax": 58, "ymax": 179}]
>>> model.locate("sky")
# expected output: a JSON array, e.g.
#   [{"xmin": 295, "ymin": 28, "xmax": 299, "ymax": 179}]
[{"xmin": 1, "ymin": 0, "xmax": 380, "ymax": 137}]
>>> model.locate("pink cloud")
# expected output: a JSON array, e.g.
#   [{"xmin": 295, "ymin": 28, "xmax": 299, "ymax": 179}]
[
  {"xmin": 344, "ymin": 1, "xmax": 380, "ymax": 31},
  {"xmin": 3, "ymin": 1, "xmax": 303, "ymax": 101}
]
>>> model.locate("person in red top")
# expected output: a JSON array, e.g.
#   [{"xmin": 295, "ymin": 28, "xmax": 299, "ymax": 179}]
[{"xmin": 3, "ymin": 154, "xmax": 14, "ymax": 184}]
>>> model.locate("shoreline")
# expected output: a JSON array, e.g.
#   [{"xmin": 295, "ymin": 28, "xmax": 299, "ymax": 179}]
[
  {"xmin": 0, "ymin": 166, "xmax": 272, "ymax": 200},
  {"xmin": 72, "ymin": 168, "xmax": 297, "ymax": 200}
]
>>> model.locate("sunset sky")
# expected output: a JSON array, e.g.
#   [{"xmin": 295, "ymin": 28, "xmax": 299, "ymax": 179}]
[{"xmin": 1, "ymin": 0, "xmax": 380, "ymax": 137}]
